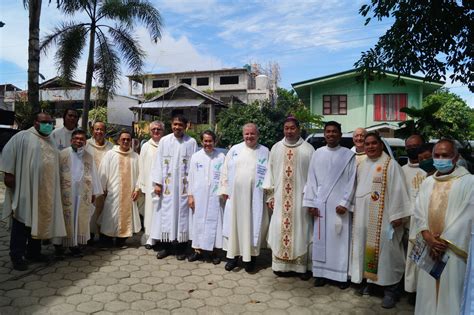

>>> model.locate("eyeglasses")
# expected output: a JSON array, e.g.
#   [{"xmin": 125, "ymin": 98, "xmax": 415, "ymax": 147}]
[{"xmin": 151, "ymin": 128, "xmax": 163, "ymax": 131}]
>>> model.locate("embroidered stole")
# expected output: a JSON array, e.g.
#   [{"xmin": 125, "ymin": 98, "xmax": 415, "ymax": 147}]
[
  {"xmin": 363, "ymin": 156, "xmax": 391, "ymax": 281},
  {"xmin": 59, "ymin": 148, "xmax": 94, "ymax": 245},
  {"xmin": 278, "ymin": 146, "xmax": 297, "ymax": 260}
]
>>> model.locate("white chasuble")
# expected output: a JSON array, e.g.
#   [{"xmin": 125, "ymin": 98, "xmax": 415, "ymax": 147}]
[
  {"xmin": 149, "ymin": 134, "xmax": 197, "ymax": 242},
  {"xmin": 414, "ymin": 166, "xmax": 473, "ymax": 315},
  {"xmin": 189, "ymin": 149, "xmax": 225, "ymax": 251},
  {"xmin": 402, "ymin": 163, "xmax": 427, "ymax": 293},
  {"xmin": 220, "ymin": 142, "xmax": 269, "ymax": 262},
  {"xmin": 138, "ymin": 138, "xmax": 160, "ymax": 242},
  {"xmin": 58, "ymin": 147, "xmax": 102, "ymax": 246},
  {"xmin": 1, "ymin": 127, "xmax": 66, "ymax": 239},
  {"xmin": 350, "ymin": 152, "xmax": 411, "ymax": 286},
  {"xmin": 86, "ymin": 138, "xmax": 113, "ymax": 235},
  {"xmin": 51, "ymin": 126, "xmax": 75, "ymax": 150},
  {"xmin": 303, "ymin": 146, "xmax": 356, "ymax": 281},
  {"xmin": 98, "ymin": 146, "xmax": 141, "ymax": 238},
  {"xmin": 263, "ymin": 138, "xmax": 314, "ymax": 273}
]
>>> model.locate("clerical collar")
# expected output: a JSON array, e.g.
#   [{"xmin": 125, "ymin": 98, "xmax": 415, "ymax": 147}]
[
  {"xmin": 355, "ymin": 151, "xmax": 366, "ymax": 156},
  {"xmin": 407, "ymin": 162, "xmax": 420, "ymax": 168},
  {"xmin": 113, "ymin": 145, "xmax": 132, "ymax": 155},
  {"xmin": 89, "ymin": 139, "xmax": 107, "ymax": 148}
]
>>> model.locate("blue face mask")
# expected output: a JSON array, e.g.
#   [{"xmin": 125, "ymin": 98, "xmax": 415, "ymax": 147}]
[
  {"xmin": 39, "ymin": 122, "xmax": 54, "ymax": 135},
  {"xmin": 433, "ymin": 158, "xmax": 454, "ymax": 173}
]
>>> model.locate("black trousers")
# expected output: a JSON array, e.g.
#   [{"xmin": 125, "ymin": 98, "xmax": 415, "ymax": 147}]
[{"xmin": 9, "ymin": 217, "xmax": 41, "ymax": 262}]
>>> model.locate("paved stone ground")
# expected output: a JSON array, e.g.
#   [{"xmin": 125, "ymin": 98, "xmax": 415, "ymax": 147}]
[{"xmin": 0, "ymin": 180, "xmax": 414, "ymax": 314}]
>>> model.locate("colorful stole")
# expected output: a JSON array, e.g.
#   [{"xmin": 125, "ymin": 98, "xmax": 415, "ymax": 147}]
[{"xmin": 363, "ymin": 156, "xmax": 391, "ymax": 281}]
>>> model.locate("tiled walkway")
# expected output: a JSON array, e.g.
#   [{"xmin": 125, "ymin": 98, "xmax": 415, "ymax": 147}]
[{"xmin": 0, "ymin": 181, "xmax": 414, "ymax": 314}]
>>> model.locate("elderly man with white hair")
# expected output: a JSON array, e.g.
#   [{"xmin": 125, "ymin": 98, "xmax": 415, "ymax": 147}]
[
  {"xmin": 138, "ymin": 121, "xmax": 165, "ymax": 247},
  {"xmin": 351, "ymin": 127, "xmax": 368, "ymax": 167},
  {"xmin": 219, "ymin": 123, "xmax": 269, "ymax": 273}
]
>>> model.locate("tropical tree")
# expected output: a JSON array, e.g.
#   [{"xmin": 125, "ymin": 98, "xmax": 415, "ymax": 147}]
[
  {"xmin": 41, "ymin": 0, "xmax": 162, "ymax": 130},
  {"xmin": 24, "ymin": 0, "xmax": 43, "ymax": 114},
  {"xmin": 356, "ymin": 1, "xmax": 473, "ymax": 92}
]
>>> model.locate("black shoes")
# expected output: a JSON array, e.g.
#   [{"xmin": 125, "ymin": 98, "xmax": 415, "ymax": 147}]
[
  {"xmin": 338, "ymin": 281, "xmax": 350, "ymax": 290},
  {"xmin": 299, "ymin": 272, "xmax": 312, "ymax": 281},
  {"xmin": 188, "ymin": 251, "xmax": 202, "ymax": 262},
  {"xmin": 225, "ymin": 258, "xmax": 238, "ymax": 271},
  {"xmin": 211, "ymin": 256, "xmax": 221, "ymax": 265},
  {"xmin": 244, "ymin": 257, "xmax": 256, "ymax": 273},
  {"xmin": 11, "ymin": 258, "xmax": 28, "ymax": 271},
  {"xmin": 314, "ymin": 277, "xmax": 327, "ymax": 287},
  {"xmin": 156, "ymin": 249, "xmax": 169, "ymax": 259}
]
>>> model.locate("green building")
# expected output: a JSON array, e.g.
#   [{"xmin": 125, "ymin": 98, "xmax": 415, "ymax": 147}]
[{"xmin": 292, "ymin": 69, "xmax": 443, "ymax": 133}]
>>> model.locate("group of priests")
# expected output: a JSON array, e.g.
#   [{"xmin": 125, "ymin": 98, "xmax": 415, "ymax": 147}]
[{"xmin": 1, "ymin": 109, "xmax": 473, "ymax": 314}]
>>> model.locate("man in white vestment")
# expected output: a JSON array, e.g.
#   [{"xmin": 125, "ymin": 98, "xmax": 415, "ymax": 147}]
[
  {"xmin": 86, "ymin": 121, "xmax": 113, "ymax": 243},
  {"xmin": 414, "ymin": 139, "xmax": 474, "ymax": 315},
  {"xmin": 401, "ymin": 134, "xmax": 426, "ymax": 301},
  {"xmin": 188, "ymin": 130, "xmax": 225, "ymax": 265},
  {"xmin": 54, "ymin": 130, "xmax": 102, "ymax": 257},
  {"xmin": 350, "ymin": 132, "xmax": 411, "ymax": 309},
  {"xmin": 2, "ymin": 112, "xmax": 66, "ymax": 270},
  {"xmin": 304, "ymin": 121, "xmax": 356, "ymax": 288},
  {"xmin": 351, "ymin": 127, "xmax": 367, "ymax": 167},
  {"xmin": 98, "ymin": 130, "xmax": 141, "ymax": 248},
  {"xmin": 138, "ymin": 121, "xmax": 164, "ymax": 248},
  {"xmin": 51, "ymin": 108, "xmax": 79, "ymax": 150},
  {"xmin": 150, "ymin": 115, "xmax": 197, "ymax": 260},
  {"xmin": 263, "ymin": 117, "xmax": 314, "ymax": 279},
  {"xmin": 220, "ymin": 123, "xmax": 269, "ymax": 273}
]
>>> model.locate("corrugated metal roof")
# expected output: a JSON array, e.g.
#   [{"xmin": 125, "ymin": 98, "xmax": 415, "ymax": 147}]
[{"xmin": 130, "ymin": 98, "xmax": 204, "ymax": 110}]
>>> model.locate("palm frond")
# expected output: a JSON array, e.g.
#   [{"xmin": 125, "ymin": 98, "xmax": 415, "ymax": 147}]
[
  {"xmin": 41, "ymin": 21, "xmax": 88, "ymax": 53},
  {"xmin": 54, "ymin": 23, "xmax": 88, "ymax": 82},
  {"xmin": 94, "ymin": 30, "xmax": 121, "ymax": 99},
  {"xmin": 99, "ymin": 0, "xmax": 162, "ymax": 42},
  {"xmin": 60, "ymin": 0, "xmax": 89, "ymax": 15},
  {"xmin": 107, "ymin": 25, "xmax": 144, "ymax": 74}
]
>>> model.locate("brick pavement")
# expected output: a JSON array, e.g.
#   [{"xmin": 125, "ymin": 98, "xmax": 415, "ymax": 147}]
[{"xmin": 0, "ymin": 181, "xmax": 414, "ymax": 314}]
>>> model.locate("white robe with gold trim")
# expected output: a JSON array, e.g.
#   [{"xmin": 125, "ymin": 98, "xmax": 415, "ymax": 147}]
[
  {"xmin": 98, "ymin": 146, "xmax": 141, "ymax": 238},
  {"xmin": 1, "ymin": 127, "xmax": 66, "ymax": 239},
  {"xmin": 414, "ymin": 166, "xmax": 474, "ymax": 315}
]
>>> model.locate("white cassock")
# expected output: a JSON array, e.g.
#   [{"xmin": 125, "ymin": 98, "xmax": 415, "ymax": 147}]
[
  {"xmin": 51, "ymin": 126, "xmax": 75, "ymax": 150},
  {"xmin": 220, "ymin": 142, "xmax": 269, "ymax": 262},
  {"xmin": 414, "ymin": 166, "xmax": 474, "ymax": 315},
  {"xmin": 56, "ymin": 147, "xmax": 102, "ymax": 246},
  {"xmin": 304, "ymin": 145, "xmax": 356, "ymax": 281},
  {"xmin": 350, "ymin": 152, "xmax": 411, "ymax": 286},
  {"xmin": 86, "ymin": 138, "xmax": 114, "ymax": 235},
  {"xmin": 402, "ymin": 162, "xmax": 426, "ymax": 293},
  {"xmin": 98, "ymin": 146, "xmax": 141, "ymax": 238},
  {"xmin": 189, "ymin": 149, "xmax": 225, "ymax": 251},
  {"xmin": 138, "ymin": 138, "xmax": 159, "ymax": 244},
  {"xmin": 149, "ymin": 134, "xmax": 197, "ymax": 243},
  {"xmin": 1, "ymin": 127, "xmax": 66, "ymax": 239},
  {"xmin": 263, "ymin": 138, "xmax": 314, "ymax": 273}
]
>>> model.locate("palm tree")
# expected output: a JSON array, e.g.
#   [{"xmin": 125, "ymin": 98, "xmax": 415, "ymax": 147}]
[
  {"xmin": 24, "ymin": 0, "xmax": 43, "ymax": 114},
  {"xmin": 41, "ymin": 0, "xmax": 162, "ymax": 130}
]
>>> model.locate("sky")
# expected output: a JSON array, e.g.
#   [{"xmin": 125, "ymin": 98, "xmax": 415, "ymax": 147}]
[{"xmin": 0, "ymin": 0, "xmax": 472, "ymax": 107}]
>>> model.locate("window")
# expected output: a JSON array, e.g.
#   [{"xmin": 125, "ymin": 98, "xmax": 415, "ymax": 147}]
[
  {"xmin": 323, "ymin": 95, "xmax": 347, "ymax": 115},
  {"xmin": 374, "ymin": 94, "xmax": 407, "ymax": 121},
  {"xmin": 152, "ymin": 79, "xmax": 169, "ymax": 88},
  {"xmin": 220, "ymin": 75, "xmax": 239, "ymax": 85},
  {"xmin": 180, "ymin": 78, "xmax": 191, "ymax": 85},
  {"xmin": 197, "ymin": 77, "xmax": 209, "ymax": 86}
]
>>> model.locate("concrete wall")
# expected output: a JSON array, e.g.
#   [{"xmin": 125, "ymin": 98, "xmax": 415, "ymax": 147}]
[{"xmin": 107, "ymin": 95, "xmax": 139, "ymax": 127}]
